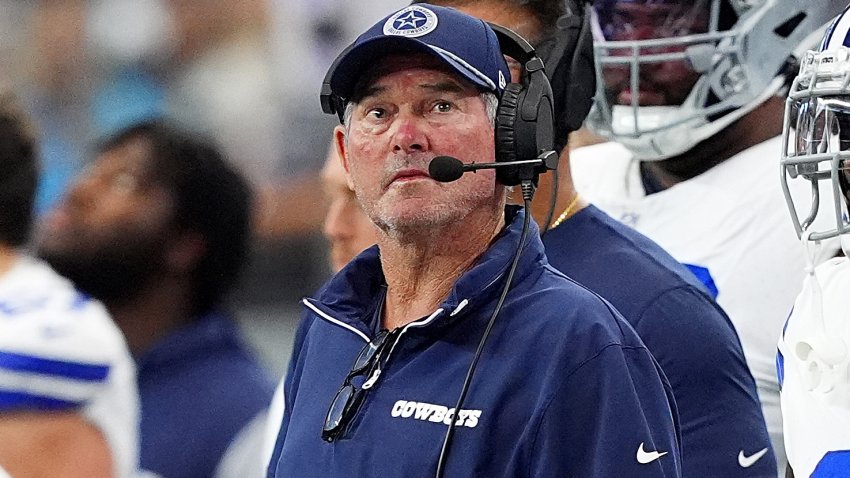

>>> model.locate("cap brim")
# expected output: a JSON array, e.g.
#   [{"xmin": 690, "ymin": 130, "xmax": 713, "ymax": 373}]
[{"xmin": 329, "ymin": 36, "xmax": 497, "ymax": 102}]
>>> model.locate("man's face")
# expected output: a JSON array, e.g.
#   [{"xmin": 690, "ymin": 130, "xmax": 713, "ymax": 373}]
[
  {"xmin": 596, "ymin": 0, "xmax": 709, "ymax": 106},
  {"xmin": 37, "ymin": 135, "xmax": 174, "ymax": 303},
  {"xmin": 338, "ymin": 53, "xmax": 502, "ymax": 235},
  {"xmin": 322, "ymin": 143, "xmax": 379, "ymax": 272}
]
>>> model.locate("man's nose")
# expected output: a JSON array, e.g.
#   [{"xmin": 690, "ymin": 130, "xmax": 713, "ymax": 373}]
[
  {"xmin": 391, "ymin": 113, "xmax": 429, "ymax": 154},
  {"xmin": 632, "ymin": 24, "xmax": 659, "ymax": 41}
]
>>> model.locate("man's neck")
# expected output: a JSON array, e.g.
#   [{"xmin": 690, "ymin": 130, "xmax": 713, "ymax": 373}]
[
  {"xmin": 106, "ymin": 278, "xmax": 196, "ymax": 357},
  {"xmin": 532, "ymin": 148, "xmax": 587, "ymax": 229},
  {"xmin": 642, "ymin": 96, "xmax": 785, "ymax": 191},
  {"xmin": 378, "ymin": 208, "xmax": 505, "ymax": 330}
]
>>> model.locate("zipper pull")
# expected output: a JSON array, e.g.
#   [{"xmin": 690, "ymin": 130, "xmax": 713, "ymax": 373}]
[{"xmin": 362, "ymin": 368, "xmax": 382, "ymax": 390}]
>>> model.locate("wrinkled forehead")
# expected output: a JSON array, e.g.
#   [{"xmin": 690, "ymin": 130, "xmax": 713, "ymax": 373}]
[{"xmin": 350, "ymin": 53, "xmax": 478, "ymax": 103}]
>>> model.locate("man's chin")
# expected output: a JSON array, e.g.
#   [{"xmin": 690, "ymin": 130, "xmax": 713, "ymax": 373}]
[
  {"xmin": 39, "ymin": 251, "xmax": 157, "ymax": 306},
  {"xmin": 377, "ymin": 213, "xmax": 448, "ymax": 238}
]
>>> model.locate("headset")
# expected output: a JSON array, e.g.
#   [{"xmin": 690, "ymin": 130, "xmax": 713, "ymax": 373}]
[{"xmin": 490, "ymin": 24, "xmax": 555, "ymax": 186}]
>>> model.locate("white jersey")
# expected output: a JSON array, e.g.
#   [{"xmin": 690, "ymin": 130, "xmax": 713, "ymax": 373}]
[
  {"xmin": 0, "ymin": 257, "xmax": 139, "ymax": 478},
  {"xmin": 779, "ymin": 256, "xmax": 850, "ymax": 477},
  {"xmin": 570, "ymin": 136, "xmax": 838, "ymax": 473}
]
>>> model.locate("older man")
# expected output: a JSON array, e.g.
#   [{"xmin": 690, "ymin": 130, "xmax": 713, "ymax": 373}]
[{"xmin": 266, "ymin": 4, "xmax": 681, "ymax": 477}]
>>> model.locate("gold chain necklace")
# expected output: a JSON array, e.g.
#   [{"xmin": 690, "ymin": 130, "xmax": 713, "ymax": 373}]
[{"xmin": 551, "ymin": 193, "xmax": 581, "ymax": 229}]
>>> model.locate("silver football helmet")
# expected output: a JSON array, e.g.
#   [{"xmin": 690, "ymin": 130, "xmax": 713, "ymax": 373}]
[
  {"xmin": 587, "ymin": 0, "xmax": 846, "ymax": 160},
  {"xmin": 781, "ymin": 5, "xmax": 850, "ymax": 253}
]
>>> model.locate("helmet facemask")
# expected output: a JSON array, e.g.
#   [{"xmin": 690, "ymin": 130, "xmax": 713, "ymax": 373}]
[
  {"xmin": 781, "ymin": 48, "xmax": 850, "ymax": 252},
  {"xmin": 588, "ymin": 0, "xmax": 839, "ymax": 160}
]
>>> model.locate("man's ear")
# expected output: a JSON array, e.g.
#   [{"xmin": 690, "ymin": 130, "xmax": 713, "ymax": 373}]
[
  {"xmin": 166, "ymin": 231, "xmax": 207, "ymax": 275},
  {"xmin": 334, "ymin": 125, "xmax": 355, "ymax": 191}
]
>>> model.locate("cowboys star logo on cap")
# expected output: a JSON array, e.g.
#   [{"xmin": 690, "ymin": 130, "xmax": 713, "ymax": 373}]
[{"xmin": 383, "ymin": 6, "xmax": 438, "ymax": 38}]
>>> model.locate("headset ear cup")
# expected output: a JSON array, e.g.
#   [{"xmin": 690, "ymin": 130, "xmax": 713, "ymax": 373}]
[{"xmin": 496, "ymin": 83, "xmax": 523, "ymax": 185}]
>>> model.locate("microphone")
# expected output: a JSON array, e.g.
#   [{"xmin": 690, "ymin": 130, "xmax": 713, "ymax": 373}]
[
  {"xmin": 428, "ymin": 156, "xmax": 466, "ymax": 182},
  {"xmin": 428, "ymin": 153, "xmax": 558, "ymax": 183}
]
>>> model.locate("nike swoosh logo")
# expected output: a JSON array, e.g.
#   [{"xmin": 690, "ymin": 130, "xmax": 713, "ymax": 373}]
[
  {"xmin": 738, "ymin": 447, "xmax": 768, "ymax": 468},
  {"xmin": 636, "ymin": 442, "xmax": 668, "ymax": 464}
]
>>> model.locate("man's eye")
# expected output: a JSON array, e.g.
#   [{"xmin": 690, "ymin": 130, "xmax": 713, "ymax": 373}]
[
  {"xmin": 434, "ymin": 102, "xmax": 453, "ymax": 113},
  {"xmin": 110, "ymin": 172, "xmax": 140, "ymax": 193},
  {"xmin": 367, "ymin": 108, "xmax": 387, "ymax": 119}
]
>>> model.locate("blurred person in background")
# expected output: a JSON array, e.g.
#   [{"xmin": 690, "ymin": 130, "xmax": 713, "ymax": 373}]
[
  {"xmin": 428, "ymin": 0, "xmax": 777, "ymax": 475},
  {"xmin": 37, "ymin": 122, "xmax": 274, "ymax": 478},
  {"xmin": 321, "ymin": 140, "xmax": 380, "ymax": 273},
  {"xmin": 0, "ymin": 90, "xmax": 139, "ymax": 478}
]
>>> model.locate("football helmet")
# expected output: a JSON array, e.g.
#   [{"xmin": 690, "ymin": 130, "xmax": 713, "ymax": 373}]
[
  {"xmin": 781, "ymin": 5, "xmax": 850, "ymax": 253},
  {"xmin": 587, "ymin": 0, "xmax": 846, "ymax": 160}
]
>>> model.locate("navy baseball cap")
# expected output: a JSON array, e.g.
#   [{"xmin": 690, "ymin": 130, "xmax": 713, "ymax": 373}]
[{"xmin": 320, "ymin": 4, "xmax": 510, "ymax": 116}]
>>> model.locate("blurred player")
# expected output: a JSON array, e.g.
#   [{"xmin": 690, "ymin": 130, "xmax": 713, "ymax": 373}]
[
  {"xmin": 778, "ymin": 6, "xmax": 850, "ymax": 476},
  {"xmin": 38, "ymin": 122, "xmax": 274, "ymax": 478},
  {"xmin": 0, "ymin": 91, "xmax": 139, "ymax": 477},
  {"xmin": 321, "ymin": 140, "xmax": 379, "ymax": 272},
  {"xmin": 571, "ymin": 0, "xmax": 847, "ymax": 470}
]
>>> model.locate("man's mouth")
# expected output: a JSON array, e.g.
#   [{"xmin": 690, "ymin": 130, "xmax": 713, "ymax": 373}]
[{"xmin": 388, "ymin": 168, "xmax": 432, "ymax": 186}]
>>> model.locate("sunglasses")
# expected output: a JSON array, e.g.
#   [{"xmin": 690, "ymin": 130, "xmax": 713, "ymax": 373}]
[{"xmin": 322, "ymin": 328, "xmax": 402, "ymax": 442}]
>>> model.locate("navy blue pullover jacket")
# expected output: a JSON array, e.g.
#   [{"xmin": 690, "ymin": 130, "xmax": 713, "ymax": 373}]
[{"xmin": 268, "ymin": 207, "xmax": 682, "ymax": 477}]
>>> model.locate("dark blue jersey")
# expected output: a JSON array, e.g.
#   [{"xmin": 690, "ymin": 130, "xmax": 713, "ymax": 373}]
[
  {"xmin": 543, "ymin": 205, "xmax": 776, "ymax": 477},
  {"xmin": 268, "ymin": 207, "xmax": 682, "ymax": 477},
  {"xmin": 137, "ymin": 311, "xmax": 275, "ymax": 478}
]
